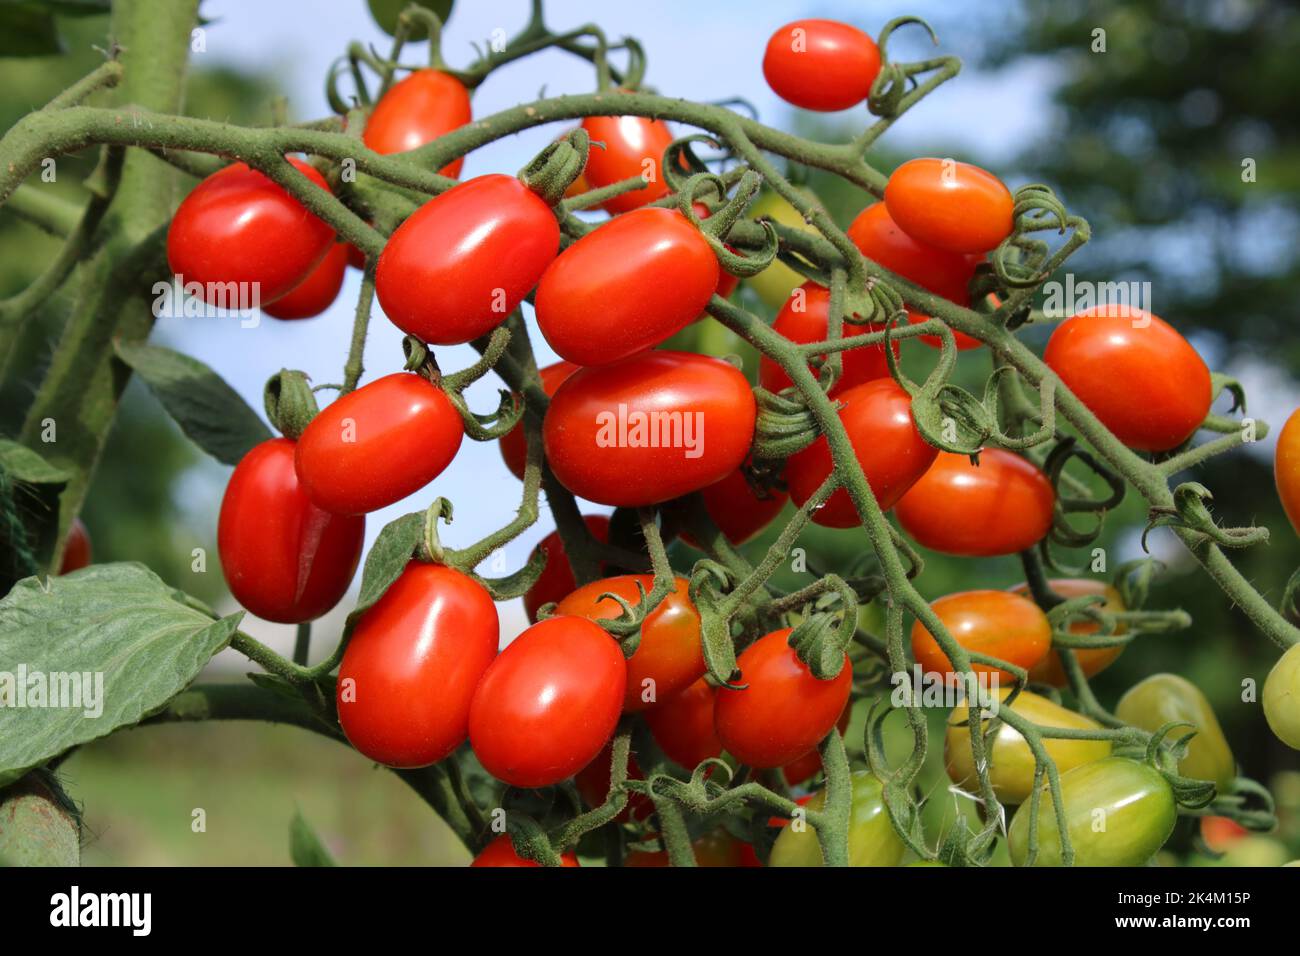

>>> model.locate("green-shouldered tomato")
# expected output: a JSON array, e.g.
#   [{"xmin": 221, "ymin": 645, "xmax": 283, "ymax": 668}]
[
  {"xmin": 769, "ymin": 771, "xmax": 904, "ymax": 867},
  {"xmin": 1115, "ymin": 673, "xmax": 1236, "ymax": 792}
]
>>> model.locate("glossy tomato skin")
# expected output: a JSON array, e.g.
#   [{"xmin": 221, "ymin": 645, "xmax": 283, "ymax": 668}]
[
  {"xmin": 912, "ymin": 590, "xmax": 1051, "ymax": 681},
  {"xmin": 945, "ymin": 688, "xmax": 1111, "ymax": 804},
  {"xmin": 769, "ymin": 771, "xmax": 904, "ymax": 867},
  {"xmin": 295, "ymin": 373, "xmax": 463, "ymax": 515},
  {"xmin": 263, "ymin": 242, "xmax": 349, "ymax": 320},
  {"xmin": 782, "ymin": 701, "xmax": 851, "ymax": 785},
  {"xmin": 784, "ymin": 378, "xmax": 937, "ymax": 528},
  {"xmin": 894, "ymin": 449, "xmax": 1055, "ymax": 557},
  {"xmin": 59, "ymin": 518, "xmax": 91, "ymax": 574},
  {"xmin": 1117, "ymin": 674, "xmax": 1237, "ymax": 790},
  {"xmin": 573, "ymin": 744, "xmax": 653, "ymax": 822},
  {"xmin": 470, "ymin": 834, "xmax": 580, "ymax": 868},
  {"xmin": 376, "ymin": 175, "xmax": 559, "ymax": 345},
  {"xmin": 579, "ymin": 111, "xmax": 675, "ymax": 214},
  {"xmin": 337, "ymin": 563, "xmax": 497, "ymax": 767},
  {"xmin": 363, "ymin": 69, "xmax": 471, "ymax": 177},
  {"xmin": 1009, "ymin": 757, "xmax": 1177, "ymax": 866},
  {"xmin": 689, "ymin": 465, "xmax": 787, "ymax": 547},
  {"xmin": 1274, "ymin": 408, "xmax": 1300, "ymax": 534},
  {"xmin": 884, "ymin": 158, "xmax": 1014, "ymax": 254},
  {"xmin": 1044, "ymin": 306, "xmax": 1212, "ymax": 452},
  {"xmin": 522, "ymin": 515, "xmax": 610, "ymax": 622},
  {"xmin": 167, "ymin": 158, "xmax": 334, "ymax": 305},
  {"xmin": 1264, "ymin": 643, "xmax": 1300, "ymax": 749},
  {"xmin": 499, "ymin": 361, "xmax": 580, "ymax": 481},
  {"xmin": 645, "ymin": 677, "xmax": 723, "ymax": 769},
  {"xmin": 762, "ymin": 19, "xmax": 881, "ymax": 112},
  {"xmin": 218, "ymin": 438, "xmax": 364, "ymax": 623},
  {"xmin": 1011, "ymin": 579, "xmax": 1127, "ymax": 686},
  {"xmin": 713, "ymin": 628, "xmax": 852, "ymax": 768},
  {"xmin": 469, "ymin": 615, "xmax": 626, "ymax": 788},
  {"xmin": 760, "ymin": 282, "xmax": 894, "ymax": 396},
  {"xmin": 543, "ymin": 351, "xmax": 757, "ymax": 507},
  {"xmin": 555, "ymin": 574, "xmax": 704, "ymax": 712},
  {"xmin": 535, "ymin": 208, "xmax": 720, "ymax": 366},
  {"xmin": 847, "ymin": 203, "xmax": 980, "ymax": 349}
]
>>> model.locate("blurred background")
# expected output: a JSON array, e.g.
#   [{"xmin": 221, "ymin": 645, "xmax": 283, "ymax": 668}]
[{"xmin": 1, "ymin": 0, "xmax": 1298, "ymax": 865}]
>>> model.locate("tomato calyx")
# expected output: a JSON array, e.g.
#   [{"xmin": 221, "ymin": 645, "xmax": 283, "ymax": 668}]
[
  {"xmin": 403, "ymin": 331, "xmax": 525, "ymax": 442},
  {"xmin": 678, "ymin": 170, "xmax": 775, "ymax": 280},
  {"xmin": 786, "ymin": 592, "xmax": 857, "ymax": 681},
  {"xmin": 751, "ymin": 384, "xmax": 828, "ymax": 460},
  {"xmin": 518, "ymin": 127, "xmax": 591, "ymax": 207},
  {"xmin": 262, "ymin": 369, "xmax": 319, "ymax": 439},
  {"xmin": 1143, "ymin": 721, "xmax": 1219, "ymax": 810}
]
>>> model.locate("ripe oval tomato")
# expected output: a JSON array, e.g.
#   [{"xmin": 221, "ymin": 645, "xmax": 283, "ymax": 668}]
[
  {"xmin": 769, "ymin": 771, "xmax": 905, "ymax": 866},
  {"xmin": 468, "ymin": 615, "xmax": 626, "ymax": 788},
  {"xmin": 713, "ymin": 628, "xmax": 852, "ymax": 768},
  {"xmin": 784, "ymin": 378, "xmax": 937, "ymax": 528},
  {"xmin": 759, "ymin": 282, "xmax": 894, "ymax": 396},
  {"xmin": 912, "ymin": 590, "xmax": 1051, "ymax": 681},
  {"xmin": 470, "ymin": 834, "xmax": 580, "ymax": 868},
  {"xmin": 944, "ymin": 688, "xmax": 1111, "ymax": 804},
  {"xmin": 847, "ymin": 203, "xmax": 980, "ymax": 349},
  {"xmin": 1008, "ymin": 757, "xmax": 1177, "ymax": 866},
  {"xmin": 624, "ymin": 830, "xmax": 758, "ymax": 867},
  {"xmin": 692, "ymin": 465, "xmax": 787, "ymax": 546},
  {"xmin": 1115, "ymin": 673, "xmax": 1237, "ymax": 790},
  {"xmin": 499, "ymin": 361, "xmax": 580, "ymax": 481},
  {"xmin": 295, "ymin": 372, "xmax": 463, "ymax": 515},
  {"xmin": 762, "ymin": 19, "xmax": 881, "ymax": 112},
  {"xmin": 167, "ymin": 158, "xmax": 334, "ymax": 305},
  {"xmin": 1264, "ymin": 643, "xmax": 1300, "ymax": 750},
  {"xmin": 1044, "ymin": 306, "xmax": 1212, "ymax": 452},
  {"xmin": 579, "ymin": 111, "xmax": 674, "ymax": 214},
  {"xmin": 555, "ymin": 574, "xmax": 704, "ymax": 712},
  {"xmin": 782, "ymin": 701, "xmax": 852, "ymax": 785},
  {"xmin": 59, "ymin": 518, "xmax": 91, "ymax": 574},
  {"xmin": 893, "ymin": 449, "xmax": 1055, "ymax": 557},
  {"xmin": 263, "ymin": 242, "xmax": 349, "ymax": 320},
  {"xmin": 535, "ymin": 208, "xmax": 720, "ymax": 366},
  {"xmin": 363, "ymin": 69, "xmax": 471, "ymax": 177},
  {"xmin": 644, "ymin": 677, "xmax": 722, "ymax": 769},
  {"xmin": 376, "ymin": 174, "xmax": 559, "ymax": 345},
  {"xmin": 522, "ymin": 515, "xmax": 610, "ymax": 622},
  {"xmin": 573, "ymin": 744, "xmax": 653, "ymax": 822},
  {"xmin": 218, "ymin": 438, "xmax": 363, "ymax": 623},
  {"xmin": 1010, "ymin": 579, "xmax": 1127, "ymax": 687},
  {"xmin": 884, "ymin": 158, "xmax": 1014, "ymax": 254},
  {"xmin": 1274, "ymin": 408, "xmax": 1300, "ymax": 534},
  {"xmin": 337, "ymin": 563, "xmax": 497, "ymax": 767},
  {"xmin": 543, "ymin": 351, "xmax": 757, "ymax": 507}
]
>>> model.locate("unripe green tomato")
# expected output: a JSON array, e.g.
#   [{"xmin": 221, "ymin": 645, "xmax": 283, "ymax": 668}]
[
  {"xmin": 368, "ymin": 0, "xmax": 454, "ymax": 38},
  {"xmin": 1263, "ymin": 643, "xmax": 1300, "ymax": 750},
  {"xmin": 745, "ymin": 188, "xmax": 823, "ymax": 309},
  {"xmin": 1008, "ymin": 757, "xmax": 1177, "ymax": 867},
  {"xmin": 945, "ymin": 688, "xmax": 1111, "ymax": 804},
  {"xmin": 1213, "ymin": 835, "xmax": 1290, "ymax": 868},
  {"xmin": 769, "ymin": 771, "xmax": 905, "ymax": 867},
  {"xmin": 1115, "ymin": 673, "xmax": 1236, "ymax": 791}
]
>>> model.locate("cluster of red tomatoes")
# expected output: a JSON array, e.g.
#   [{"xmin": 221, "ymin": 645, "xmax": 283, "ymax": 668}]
[{"xmin": 151, "ymin": 13, "xmax": 1300, "ymax": 867}]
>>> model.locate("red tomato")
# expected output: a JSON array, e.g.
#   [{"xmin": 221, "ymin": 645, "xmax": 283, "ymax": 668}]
[
  {"xmin": 884, "ymin": 158, "xmax": 1014, "ymax": 254},
  {"xmin": 782, "ymin": 701, "xmax": 851, "ymax": 785},
  {"xmin": 543, "ymin": 351, "xmax": 757, "ymax": 507},
  {"xmin": 263, "ymin": 242, "xmax": 349, "ymax": 320},
  {"xmin": 713, "ymin": 628, "xmax": 852, "ymax": 768},
  {"xmin": 555, "ymin": 574, "xmax": 704, "ymax": 712},
  {"xmin": 760, "ymin": 281, "xmax": 895, "ymax": 395},
  {"xmin": 693, "ymin": 465, "xmax": 787, "ymax": 546},
  {"xmin": 218, "ymin": 438, "xmax": 364, "ymax": 623},
  {"xmin": 762, "ymin": 19, "xmax": 882, "ymax": 112},
  {"xmin": 1044, "ymin": 306, "xmax": 1212, "ymax": 452},
  {"xmin": 847, "ymin": 203, "xmax": 980, "ymax": 350},
  {"xmin": 499, "ymin": 361, "xmax": 580, "ymax": 482},
  {"xmin": 573, "ymin": 744, "xmax": 653, "ymax": 822},
  {"xmin": 645, "ymin": 677, "xmax": 723, "ymax": 769},
  {"xmin": 893, "ymin": 449, "xmax": 1055, "ymax": 556},
  {"xmin": 1276, "ymin": 408, "xmax": 1300, "ymax": 534},
  {"xmin": 784, "ymin": 378, "xmax": 937, "ymax": 528},
  {"xmin": 295, "ymin": 372, "xmax": 463, "ymax": 515},
  {"xmin": 376, "ymin": 174, "xmax": 559, "ymax": 345},
  {"xmin": 337, "ymin": 563, "xmax": 497, "ymax": 767},
  {"xmin": 536, "ymin": 208, "xmax": 720, "ymax": 366},
  {"xmin": 1201, "ymin": 815, "xmax": 1249, "ymax": 853},
  {"xmin": 911, "ymin": 590, "xmax": 1051, "ymax": 681},
  {"xmin": 346, "ymin": 242, "xmax": 366, "ymax": 270},
  {"xmin": 523, "ymin": 515, "xmax": 611, "ymax": 622},
  {"xmin": 59, "ymin": 517, "xmax": 91, "ymax": 574},
  {"xmin": 363, "ymin": 69, "xmax": 471, "ymax": 177},
  {"xmin": 470, "ymin": 834, "xmax": 580, "ymax": 868},
  {"xmin": 1010, "ymin": 579, "xmax": 1127, "ymax": 687},
  {"xmin": 579, "ymin": 111, "xmax": 675, "ymax": 214},
  {"xmin": 166, "ymin": 158, "xmax": 334, "ymax": 305},
  {"xmin": 692, "ymin": 200, "xmax": 739, "ymax": 301},
  {"xmin": 624, "ymin": 830, "xmax": 756, "ymax": 867},
  {"xmin": 469, "ymin": 615, "xmax": 626, "ymax": 788}
]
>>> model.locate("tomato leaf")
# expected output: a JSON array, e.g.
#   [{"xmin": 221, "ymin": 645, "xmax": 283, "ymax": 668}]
[
  {"xmin": 114, "ymin": 340, "xmax": 272, "ymax": 466},
  {"xmin": 288, "ymin": 807, "xmax": 337, "ymax": 866},
  {"xmin": 0, "ymin": 563, "xmax": 241, "ymax": 787},
  {"xmin": 0, "ymin": 440, "xmax": 72, "ymax": 590},
  {"xmin": 348, "ymin": 512, "xmax": 424, "ymax": 624}
]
